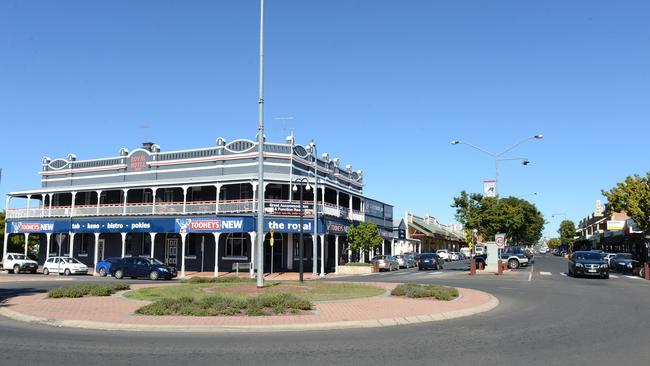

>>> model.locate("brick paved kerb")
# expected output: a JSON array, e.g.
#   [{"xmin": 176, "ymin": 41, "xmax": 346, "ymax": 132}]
[{"xmin": 0, "ymin": 282, "xmax": 499, "ymax": 333}]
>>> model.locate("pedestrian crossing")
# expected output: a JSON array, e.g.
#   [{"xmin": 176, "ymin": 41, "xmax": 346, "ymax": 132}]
[{"xmin": 538, "ymin": 271, "xmax": 642, "ymax": 281}]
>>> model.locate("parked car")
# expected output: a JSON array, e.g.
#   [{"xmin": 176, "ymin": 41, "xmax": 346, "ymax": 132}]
[
  {"xmin": 371, "ymin": 255, "xmax": 399, "ymax": 271},
  {"xmin": 95, "ymin": 257, "xmax": 123, "ymax": 277},
  {"xmin": 43, "ymin": 256, "xmax": 88, "ymax": 275},
  {"xmin": 538, "ymin": 247, "xmax": 548, "ymax": 254},
  {"xmin": 568, "ymin": 251, "xmax": 609, "ymax": 279},
  {"xmin": 603, "ymin": 253, "xmax": 617, "ymax": 267},
  {"xmin": 449, "ymin": 252, "xmax": 460, "ymax": 261},
  {"xmin": 395, "ymin": 254, "xmax": 415, "ymax": 269},
  {"xmin": 417, "ymin": 253, "xmax": 443, "ymax": 270},
  {"xmin": 460, "ymin": 247, "xmax": 470, "ymax": 259},
  {"xmin": 436, "ymin": 249, "xmax": 450, "ymax": 261},
  {"xmin": 551, "ymin": 248, "xmax": 561, "ymax": 256},
  {"xmin": 110, "ymin": 257, "xmax": 178, "ymax": 280},
  {"xmin": 0, "ymin": 253, "xmax": 38, "ymax": 274},
  {"xmin": 475, "ymin": 246, "xmax": 485, "ymax": 255},
  {"xmin": 610, "ymin": 253, "xmax": 638, "ymax": 273},
  {"xmin": 501, "ymin": 246, "xmax": 530, "ymax": 269},
  {"xmin": 474, "ymin": 253, "xmax": 487, "ymax": 268}
]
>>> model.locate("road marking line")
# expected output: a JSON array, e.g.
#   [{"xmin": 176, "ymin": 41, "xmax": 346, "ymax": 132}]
[
  {"xmin": 609, "ymin": 275, "xmax": 619, "ymax": 279},
  {"xmin": 560, "ymin": 272, "xmax": 568, "ymax": 277},
  {"xmin": 624, "ymin": 275, "xmax": 642, "ymax": 280},
  {"xmin": 528, "ymin": 272, "xmax": 532, "ymax": 282},
  {"xmin": 539, "ymin": 272, "xmax": 552, "ymax": 276}
]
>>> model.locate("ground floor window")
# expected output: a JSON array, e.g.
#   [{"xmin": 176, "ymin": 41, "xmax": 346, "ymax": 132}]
[
  {"xmin": 79, "ymin": 235, "xmax": 88, "ymax": 256},
  {"xmin": 224, "ymin": 233, "xmax": 247, "ymax": 258}
]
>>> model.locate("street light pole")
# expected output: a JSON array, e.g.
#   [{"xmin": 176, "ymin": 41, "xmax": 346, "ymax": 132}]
[
  {"xmin": 451, "ymin": 134, "xmax": 543, "ymax": 196},
  {"xmin": 255, "ymin": 0, "xmax": 265, "ymax": 288}
]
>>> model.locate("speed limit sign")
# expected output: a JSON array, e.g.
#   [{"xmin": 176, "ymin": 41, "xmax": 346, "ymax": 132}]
[{"xmin": 495, "ymin": 233, "xmax": 505, "ymax": 248}]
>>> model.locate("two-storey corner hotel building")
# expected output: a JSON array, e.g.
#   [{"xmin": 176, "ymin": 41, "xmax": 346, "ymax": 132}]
[{"xmin": 3, "ymin": 137, "xmax": 394, "ymax": 277}]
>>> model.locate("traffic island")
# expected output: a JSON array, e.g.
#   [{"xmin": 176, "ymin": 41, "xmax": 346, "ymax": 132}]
[{"xmin": 0, "ymin": 281, "xmax": 499, "ymax": 332}]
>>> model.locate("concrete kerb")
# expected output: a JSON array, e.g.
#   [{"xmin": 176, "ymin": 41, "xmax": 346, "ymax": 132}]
[{"xmin": 0, "ymin": 292, "xmax": 500, "ymax": 333}]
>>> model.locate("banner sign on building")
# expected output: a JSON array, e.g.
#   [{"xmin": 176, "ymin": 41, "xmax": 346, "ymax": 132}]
[
  {"xmin": 264, "ymin": 201, "xmax": 313, "ymax": 216},
  {"xmin": 10, "ymin": 221, "xmax": 59, "ymax": 233},
  {"xmin": 175, "ymin": 218, "xmax": 254, "ymax": 234},
  {"xmin": 265, "ymin": 218, "xmax": 320, "ymax": 233},
  {"xmin": 364, "ymin": 199, "xmax": 384, "ymax": 218},
  {"xmin": 483, "ymin": 180, "xmax": 496, "ymax": 197},
  {"xmin": 595, "ymin": 200, "xmax": 603, "ymax": 216},
  {"xmin": 606, "ymin": 220, "xmax": 625, "ymax": 231},
  {"xmin": 325, "ymin": 220, "xmax": 350, "ymax": 234}
]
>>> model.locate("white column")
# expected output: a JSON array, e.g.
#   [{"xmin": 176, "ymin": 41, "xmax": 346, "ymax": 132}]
[
  {"xmin": 26, "ymin": 195, "xmax": 32, "ymax": 217},
  {"xmin": 2, "ymin": 196, "xmax": 8, "ymax": 258},
  {"xmin": 347, "ymin": 246, "xmax": 352, "ymax": 263},
  {"xmin": 348, "ymin": 195, "xmax": 353, "ymax": 219},
  {"xmin": 252, "ymin": 183, "xmax": 258, "ymax": 212},
  {"xmin": 182, "ymin": 187, "xmax": 188, "ymax": 214},
  {"xmin": 249, "ymin": 232, "xmax": 256, "ymax": 278},
  {"xmin": 334, "ymin": 235, "xmax": 340, "ymax": 274},
  {"xmin": 70, "ymin": 192, "xmax": 77, "ymax": 216},
  {"xmin": 24, "ymin": 233, "xmax": 29, "ymax": 256},
  {"xmin": 48, "ymin": 194, "xmax": 53, "ymax": 217},
  {"xmin": 122, "ymin": 189, "xmax": 128, "ymax": 215},
  {"xmin": 69, "ymin": 232, "xmax": 75, "ymax": 257},
  {"xmin": 180, "ymin": 233, "xmax": 187, "ymax": 278},
  {"xmin": 215, "ymin": 184, "xmax": 221, "ymax": 214},
  {"xmin": 93, "ymin": 233, "xmax": 100, "ymax": 275},
  {"xmin": 151, "ymin": 188, "xmax": 157, "ymax": 215},
  {"xmin": 149, "ymin": 232, "xmax": 156, "ymax": 258},
  {"xmin": 213, "ymin": 232, "xmax": 221, "ymax": 277},
  {"xmin": 312, "ymin": 234, "xmax": 317, "ymax": 274},
  {"xmin": 120, "ymin": 232, "xmax": 126, "ymax": 257},
  {"xmin": 45, "ymin": 233, "xmax": 51, "ymax": 260},
  {"xmin": 336, "ymin": 190, "xmax": 340, "ymax": 208},
  {"xmin": 360, "ymin": 249, "xmax": 365, "ymax": 263},
  {"xmin": 96, "ymin": 190, "xmax": 102, "ymax": 216},
  {"xmin": 320, "ymin": 234, "xmax": 325, "ymax": 277},
  {"xmin": 382, "ymin": 239, "xmax": 386, "ymax": 255}
]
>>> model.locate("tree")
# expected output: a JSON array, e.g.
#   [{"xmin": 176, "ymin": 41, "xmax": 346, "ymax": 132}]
[
  {"xmin": 451, "ymin": 191, "xmax": 545, "ymax": 245},
  {"xmin": 547, "ymin": 238, "xmax": 561, "ymax": 249},
  {"xmin": 558, "ymin": 220, "xmax": 576, "ymax": 246},
  {"xmin": 346, "ymin": 221, "xmax": 383, "ymax": 260},
  {"xmin": 602, "ymin": 172, "xmax": 650, "ymax": 233}
]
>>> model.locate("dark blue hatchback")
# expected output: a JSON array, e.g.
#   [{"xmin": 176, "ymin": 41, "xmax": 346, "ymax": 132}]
[{"xmin": 110, "ymin": 257, "xmax": 178, "ymax": 280}]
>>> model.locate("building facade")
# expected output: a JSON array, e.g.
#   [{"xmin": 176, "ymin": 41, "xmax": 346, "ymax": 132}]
[{"xmin": 3, "ymin": 137, "xmax": 394, "ymax": 277}]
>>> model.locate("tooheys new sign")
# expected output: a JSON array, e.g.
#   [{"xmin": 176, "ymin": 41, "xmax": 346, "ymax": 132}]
[
  {"xmin": 175, "ymin": 217, "xmax": 255, "ymax": 234},
  {"xmin": 264, "ymin": 201, "xmax": 313, "ymax": 216}
]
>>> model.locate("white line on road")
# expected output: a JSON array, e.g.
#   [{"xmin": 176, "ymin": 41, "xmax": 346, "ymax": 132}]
[
  {"xmin": 609, "ymin": 275, "xmax": 619, "ymax": 279},
  {"xmin": 624, "ymin": 275, "xmax": 642, "ymax": 280},
  {"xmin": 560, "ymin": 272, "xmax": 568, "ymax": 277},
  {"xmin": 539, "ymin": 272, "xmax": 552, "ymax": 276}
]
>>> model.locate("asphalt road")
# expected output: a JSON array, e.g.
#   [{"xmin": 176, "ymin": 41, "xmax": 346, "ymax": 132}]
[{"xmin": 1, "ymin": 255, "xmax": 649, "ymax": 366}]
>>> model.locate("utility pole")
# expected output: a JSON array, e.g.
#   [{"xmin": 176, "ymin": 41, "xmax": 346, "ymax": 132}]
[{"xmin": 255, "ymin": 0, "xmax": 265, "ymax": 288}]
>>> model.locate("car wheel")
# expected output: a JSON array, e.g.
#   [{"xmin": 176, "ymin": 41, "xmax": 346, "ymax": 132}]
[
  {"xmin": 13, "ymin": 265, "xmax": 20, "ymax": 274},
  {"xmin": 64, "ymin": 268, "xmax": 71, "ymax": 276},
  {"xmin": 149, "ymin": 271, "xmax": 159, "ymax": 281},
  {"xmin": 603, "ymin": 273, "xmax": 609, "ymax": 279},
  {"xmin": 508, "ymin": 259, "xmax": 520, "ymax": 270},
  {"xmin": 114, "ymin": 269, "xmax": 124, "ymax": 279},
  {"xmin": 99, "ymin": 267, "xmax": 107, "ymax": 277},
  {"xmin": 43, "ymin": 268, "xmax": 50, "ymax": 275}
]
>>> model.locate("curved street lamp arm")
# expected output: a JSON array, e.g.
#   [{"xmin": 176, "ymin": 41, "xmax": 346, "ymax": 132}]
[
  {"xmin": 455, "ymin": 141, "xmax": 497, "ymax": 158},
  {"xmin": 498, "ymin": 136, "xmax": 540, "ymax": 157}
]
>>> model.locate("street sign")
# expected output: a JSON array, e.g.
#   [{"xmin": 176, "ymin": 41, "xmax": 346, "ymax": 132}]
[
  {"xmin": 270, "ymin": 228, "xmax": 275, "ymax": 247},
  {"xmin": 483, "ymin": 180, "xmax": 496, "ymax": 198},
  {"xmin": 495, "ymin": 233, "xmax": 505, "ymax": 248}
]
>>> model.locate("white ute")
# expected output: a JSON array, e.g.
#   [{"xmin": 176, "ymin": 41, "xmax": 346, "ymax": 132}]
[{"xmin": 1, "ymin": 253, "xmax": 39, "ymax": 274}]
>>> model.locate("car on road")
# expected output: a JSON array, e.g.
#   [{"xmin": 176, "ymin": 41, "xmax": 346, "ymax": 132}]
[
  {"xmin": 395, "ymin": 254, "xmax": 415, "ymax": 269},
  {"xmin": 475, "ymin": 246, "xmax": 485, "ymax": 255},
  {"xmin": 95, "ymin": 257, "xmax": 123, "ymax": 277},
  {"xmin": 436, "ymin": 249, "xmax": 450, "ymax": 261},
  {"xmin": 474, "ymin": 253, "xmax": 487, "ymax": 268},
  {"xmin": 417, "ymin": 253, "xmax": 443, "ymax": 270},
  {"xmin": 539, "ymin": 247, "xmax": 548, "ymax": 254},
  {"xmin": 371, "ymin": 255, "xmax": 399, "ymax": 271},
  {"xmin": 609, "ymin": 253, "xmax": 638, "ymax": 273},
  {"xmin": 110, "ymin": 257, "xmax": 178, "ymax": 280},
  {"xmin": 43, "ymin": 256, "xmax": 89, "ymax": 275},
  {"xmin": 501, "ymin": 246, "xmax": 530, "ymax": 269},
  {"xmin": 460, "ymin": 247, "xmax": 471, "ymax": 259},
  {"xmin": 603, "ymin": 253, "xmax": 617, "ymax": 267},
  {"xmin": 449, "ymin": 252, "xmax": 460, "ymax": 261},
  {"xmin": 568, "ymin": 251, "xmax": 609, "ymax": 279},
  {"xmin": 0, "ymin": 253, "xmax": 38, "ymax": 274}
]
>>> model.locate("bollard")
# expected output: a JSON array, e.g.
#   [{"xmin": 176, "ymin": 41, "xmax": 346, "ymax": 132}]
[
  {"xmin": 645, "ymin": 263, "xmax": 650, "ymax": 280},
  {"xmin": 497, "ymin": 260, "xmax": 503, "ymax": 275},
  {"xmin": 470, "ymin": 259, "xmax": 476, "ymax": 275}
]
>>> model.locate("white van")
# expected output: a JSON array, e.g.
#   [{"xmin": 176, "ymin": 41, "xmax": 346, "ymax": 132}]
[
  {"xmin": 475, "ymin": 246, "xmax": 485, "ymax": 255},
  {"xmin": 460, "ymin": 247, "xmax": 471, "ymax": 259}
]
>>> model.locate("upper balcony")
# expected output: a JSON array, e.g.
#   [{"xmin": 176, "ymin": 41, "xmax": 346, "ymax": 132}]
[{"xmin": 6, "ymin": 183, "xmax": 366, "ymax": 222}]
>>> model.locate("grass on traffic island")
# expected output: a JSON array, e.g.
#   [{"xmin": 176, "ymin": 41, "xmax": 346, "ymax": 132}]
[
  {"xmin": 391, "ymin": 283, "xmax": 459, "ymax": 301},
  {"xmin": 48, "ymin": 283, "xmax": 131, "ymax": 298},
  {"xmin": 124, "ymin": 277, "xmax": 386, "ymax": 317}
]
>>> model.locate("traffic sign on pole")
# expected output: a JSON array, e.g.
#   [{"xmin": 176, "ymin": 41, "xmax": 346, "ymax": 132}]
[{"xmin": 495, "ymin": 233, "xmax": 506, "ymax": 249}]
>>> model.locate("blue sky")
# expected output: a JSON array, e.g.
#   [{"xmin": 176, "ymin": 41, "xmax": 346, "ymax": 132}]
[{"xmin": 1, "ymin": 0, "xmax": 649, "ymax": 237}]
